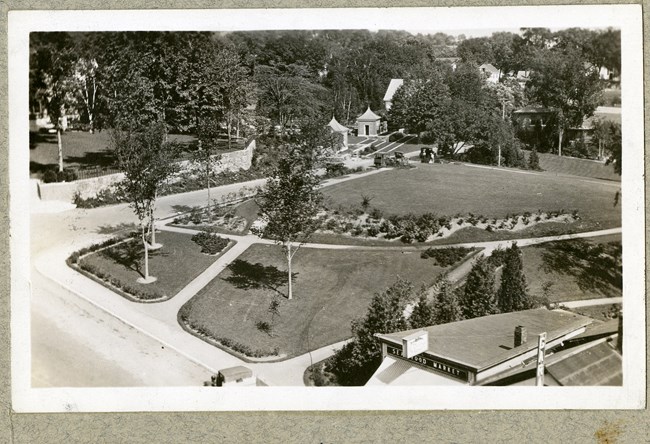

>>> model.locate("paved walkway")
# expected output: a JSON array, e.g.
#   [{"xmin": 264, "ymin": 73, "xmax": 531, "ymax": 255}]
[{"xmin": 31, "ymin": 167, "xmax": 624, "ymax": 387}]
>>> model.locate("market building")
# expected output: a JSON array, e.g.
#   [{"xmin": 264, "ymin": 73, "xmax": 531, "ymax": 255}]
[{"xmin": 368, "ymin": 308, "xmax": 596, "ymax": 386}]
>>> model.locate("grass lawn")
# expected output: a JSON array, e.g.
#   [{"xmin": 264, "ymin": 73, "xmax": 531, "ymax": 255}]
[
  {"xmin": 535, "ymin": 152, "xmax": 621, "ymax": 182},
  {"xmin": 521, "ymin": 234, "xmax": 622, "ymax": 303},
  {"xmin": 567, "ymin": 304, "xmax": 621, "ymax": 322},
  {"xmin": 79, "ymin": 231, "xmax": 229, "ymax": 301},
  {"xmin": 180, "ymin": 244, "xmax": 448, "ymax": 358},
  {"xmin": 322, "ymin": 163, "xmax": 621, "ymax": 231},
  {"xmin": 29, "ymin": 123, "xmax": 242, "ymax": 174}
]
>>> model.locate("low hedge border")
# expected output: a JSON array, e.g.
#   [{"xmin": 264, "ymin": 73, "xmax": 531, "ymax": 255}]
[{"xmin": 177, "ymin": 307, "xmax": 284, "ymax": 362}]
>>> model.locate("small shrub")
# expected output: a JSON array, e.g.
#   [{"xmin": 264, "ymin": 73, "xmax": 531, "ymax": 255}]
[
  {"xmin": 256, "ymin": 320, "xmax": 272, "ymax": 335},
  {"xmin": 191, "ymin": 231, "xmax": 229, "ymax": 255},
  {"xmin": 369, "ymin": 207, "xmax": 383, "ymax": 220},
  {"xmin": 351, "ymin": 225, "xmax": 364, "ymax": 237},
  {"xmin": 420, "ymin": 247, "xmax": 473, "ymax": 266},
  {"xmin": 366, "ymin": 225, "xmax": 380, "ymax": 237}
]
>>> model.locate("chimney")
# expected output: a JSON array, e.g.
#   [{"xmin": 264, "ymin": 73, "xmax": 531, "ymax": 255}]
[
  {"xmin": 514, "ymin": 326, "xmax": 527, "ymax": 347},
  {"xmin": 617, "ymin": 309, "xmax": 623, "ymax": 354}
]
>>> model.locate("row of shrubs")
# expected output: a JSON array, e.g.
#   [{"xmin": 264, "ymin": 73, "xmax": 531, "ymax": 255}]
[
  {"xmin": 42, "ymin": 167, "xmax": 78, "ymax": 183},
  {"xmin": 420, "ymin": 247, "xmax": 475, "ymax": 266},
  {"xmin": 67, "ymin": 235, "xmax": 165, "ymax": 302},
  {"xmin": 179, "ymin": 311, "xmax": 279, "ymax": 358},
  {"xmin": 73, "ymin": 188, "xmax": 126, "ymax": 208},
  {"xmin": 191, "ymin": 231, "xmax": 229, "ymax": 255},
  {"xmin": 76, "ymin": 260, "xmax": 165, "ymax": 301},
  {"xmin": 66, "ymin": 234, "xmax": 137, "ymax": 265},
  {"xmin": 322, "ymin": 164, "xmax": 364, "ymax": 179}
]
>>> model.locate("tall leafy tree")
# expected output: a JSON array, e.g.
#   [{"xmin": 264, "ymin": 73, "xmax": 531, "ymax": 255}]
[
  {"xmin": 254, "ymin": 146, "xmax": 323, "ymax": 300},
  {"xmin": 461, "ymin": 255, "xmax": 499, "ymax": 319},
  {"xmin": 526, "ymin": 48, "xmax": 602, "ymax": 156},
  {"xmin": 30, "ymin": 32, "xmax": 77, "ymax": 172},
  {"xmin": 112, "ymin": 122, "xmax": 180, "ymax": 283},
  {"xmin": 329, "ymin": 278, "xmax": 414, "ymax": 385},
  {"xmin": 192, "ymin": 117, "xmax": 223, "ymax": 218},
  {"xmin": 433, "ymin": 277, "xmax": 462, "ymax": 324},
  {"xmin": 409, "ymin": 291, "xmax": 437, "ymax": 329},
  {"xmin": 497, "ymin": 243, "xmax": 535, "ymax": 312}
]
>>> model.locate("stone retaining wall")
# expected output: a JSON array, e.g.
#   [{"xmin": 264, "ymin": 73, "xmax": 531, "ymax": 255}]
[{"xmin": 38, "ymin": 139, "xmax": 256, "ymax": 203}]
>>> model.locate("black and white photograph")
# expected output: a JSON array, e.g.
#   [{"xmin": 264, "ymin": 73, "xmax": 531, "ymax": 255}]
[{"xmin": 8, "ymin": 5, "xmax": 645, "ymax": 412}]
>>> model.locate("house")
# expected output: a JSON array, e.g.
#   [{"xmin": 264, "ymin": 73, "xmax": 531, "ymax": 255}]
[
  {"xmin": 436, "ymin": 57, "xmax": 460, "ymax": 71},
  {"xmin": 383, "ymin": 79, "xmax": 404, "ymax": 111},
  {"xmin": 356, "ymin": 107, "xmax": 382, "ymax": 137},
  {"xmin": 512, "ymin": 105, "xmax": 555, "ymax": 129},
  {"xmin": 479, "ymin": 63, "xmax": 500, "ymax": 83},
  {"xmin": 367, "ymin": 308, "xmax": 594, "ymax": 386}
]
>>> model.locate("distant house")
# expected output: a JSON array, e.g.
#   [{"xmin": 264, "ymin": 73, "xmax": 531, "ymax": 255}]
[
  {"xmin": 512, "ymin": 105, "xmax": 555, "ymax": 129},
  {"xmin": 479, "ymin": 63, "xmax": 500, "ymax": 83},
  {"xmin": 383, "ymin": 79, "xmax": 404, "ymax": 111},
  {"xmin": 436, "ymin": 57, "xmax": 460, "ymax": 71},
  {"xmin": 368, "ymin": 308, "xmax": 594, "ymax": 386},
  {"xmin": 356, "ymin": 107, "xmax": 382, "ymax": 137}
]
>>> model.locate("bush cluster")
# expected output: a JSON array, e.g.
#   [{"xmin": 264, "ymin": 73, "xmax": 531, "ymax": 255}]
[
  {"xmin": 191, "ymin": 230, "xmax": 229, "ymax": 255},
  {"xmin": 420, "ymin": 246, "xmax": 474, "ymax": 266},
  {"xmin": 43, "ymin": 167, "xmax": 78, "ymax": 183},
  {"xmin": 379, "ymin": 213, "xmax": 440, "ymax": 243},
  {"xmin": 73, "ymin": 188, "xmax": 126, "ymax": 208}
]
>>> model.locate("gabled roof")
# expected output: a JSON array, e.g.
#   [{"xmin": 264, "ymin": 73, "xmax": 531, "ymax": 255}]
[
  {"xmin": 357, "ymin": 107, "xmax": 381, "ymax": 122},
  {"xmin": 383, "ymin": 79, "xmax": 404, "ymax": 102},
  {"xmin": 328, "ymin": 116, "xmax": 349, "ymax": 133},
  {"xmin": 479, "ymin": 63, "xmax": 500, "ymax": 74},
  {"xmin": 377, "ymin": 308, "xmax": 593, "ymax": 371}
]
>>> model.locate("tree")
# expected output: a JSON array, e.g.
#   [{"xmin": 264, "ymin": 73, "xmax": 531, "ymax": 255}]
[
  {"xmin": 460, "ymin": 255, "xmax": 499, "ymax": 319},
  {"xmin": 254, "ymin": 147, "xmax": 323, "ymax": 300},
  {"xmin": 409, "ymin": 291, "xmax": 437, "ymax": 329},
  {"xmin": 526, "ymin": 48, "xmax": 603, "ymax": 156},
  {"xmin": 528, "ymin": 148, "xmax": 541, "ymax": 170},
  {"xmin": 497, "ymin": 243, "xmax": 535, "ymax": 312},
  {"xmin": 193, "ymin": 118, "xmax": 223, "ymax": 219},
  {"xmin": 30, "ymin": 33, "xmax": 77, "ymax": 172},
  {"xmin": 433, "ymin": 277, "xmax": 462, "ymax": 324},
  {"xmin": 591, "ymin": 119, "xmax": 621, "ymax": 167},
  {"xmin": 112, "ymin": 121, "xmax": 180, "ymax": 283},
  {"xmin": 329, "ymin": 278, "xmax": 414, "ymax": 385}
]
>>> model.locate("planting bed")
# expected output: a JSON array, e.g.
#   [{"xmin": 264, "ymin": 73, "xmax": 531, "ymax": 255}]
[{"xmin": 73, "ymin": 231, "xmax": 231, "ymax": 302}]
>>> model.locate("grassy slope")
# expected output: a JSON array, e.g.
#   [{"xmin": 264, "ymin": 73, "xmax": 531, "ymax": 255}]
[
  {"xmin": 80, "ymin": 231, "xmax": 224, "ymax": 300},
  {"xmin": 535, "ymin": 152, "xmax": 621, "ymax": 182},
  {"xmin": 181, "ymin": 244, "xmax": 449, "ymax": 358},
  {"xmin": 322, "ymin": 163, "xmax": 621, "ymax": 228},
  {"xmin": 521, "ymin": 234, "xmax": 622, "ymax": 303}
]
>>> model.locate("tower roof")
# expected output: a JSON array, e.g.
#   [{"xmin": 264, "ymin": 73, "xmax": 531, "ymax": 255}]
[
  {"xmin": 357, "ymin": 107, "xmax": 381, "ymax": 122},
  {"xmin": 328, "ymin": 116, "xmax": 349, "ymax": 133}
]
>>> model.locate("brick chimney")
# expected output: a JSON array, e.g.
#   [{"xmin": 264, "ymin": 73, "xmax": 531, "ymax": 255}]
[{"xmin": 514, "ymin": 325, "xmax": 527, "ymax": 347}]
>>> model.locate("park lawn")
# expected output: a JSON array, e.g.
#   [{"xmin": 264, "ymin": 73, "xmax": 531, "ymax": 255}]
[
  {"xmin": 322, "ymin": 163, "xmax": 621, "ymax": 230},
  {"xmin": 521, "ymin": 234, "xmax": 622, "ymax": 303},
  {"xmin": 79, "ymin": 231, "xmax": 228, "ymax": 301},
  {"xmin": 180, "ymin": 243, "xmax": 448, "ymax": 358}
]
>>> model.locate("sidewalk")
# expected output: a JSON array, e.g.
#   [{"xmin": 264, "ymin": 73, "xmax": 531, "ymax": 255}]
[{"xmin": 560, "ymin": 297, "xmax": 622, "ymax": 308}]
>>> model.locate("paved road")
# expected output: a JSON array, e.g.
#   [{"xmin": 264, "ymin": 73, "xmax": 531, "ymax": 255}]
[{"xmin": 29, "ymin": 168, "xmax": 623, "ymax": 387}]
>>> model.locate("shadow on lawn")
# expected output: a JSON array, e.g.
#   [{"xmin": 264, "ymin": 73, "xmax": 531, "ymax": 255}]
[
  {"xmin": 101, "ymin": 240, "xmax": 145, "ymax": 278},
  {"xmin": 540, "ymin": 239, "xmax": 622, "ymax": 294},
  {"xmin": 224, "ymin": 259, "xmax": 297, "ymax": 299},
  {"xmin": 96, "ymin": 222, "xmax": 138, "ymax": 235},
  {"xmin": 30, "ymin": 130, "xmax": 56, "ymax": 149},
  {"xmin": 65, "ymin": 150, "xmax": 117, "ymax": 169}
]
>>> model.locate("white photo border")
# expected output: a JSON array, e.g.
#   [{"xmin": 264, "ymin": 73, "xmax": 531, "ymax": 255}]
[{"xmin": 10, "ymin": 5, "xmax": 645, "ymax": 412}]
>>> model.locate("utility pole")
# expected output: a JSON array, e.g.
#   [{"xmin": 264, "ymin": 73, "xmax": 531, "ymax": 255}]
[{"xmin": 535, "ymin": 332, "xmax": 547, "ymax": 386}]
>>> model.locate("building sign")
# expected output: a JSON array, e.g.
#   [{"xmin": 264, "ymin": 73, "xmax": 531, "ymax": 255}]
[
  {"xmin": 386, "ymin": 345, "xmax": 469, "ymax": 382},
  {"xmin": 536, "ymin": 332, "xmax": 547, "ymax": 387}
]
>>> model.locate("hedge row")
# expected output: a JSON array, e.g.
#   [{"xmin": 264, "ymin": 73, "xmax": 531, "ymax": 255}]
[
  {"xmin": 179, "ymin": 311, "xmax": 279, "ymax": 358},
  {"xmin": 76, "ymin": 260, "xmax": 164, "ymax": 301},
  {"xmin": 191, "ymin": 231, "xmax": 229, "ymax": 255},
  {"xmin": 420, "ymin": 246, "xmax": 475, "ymax": 266}
]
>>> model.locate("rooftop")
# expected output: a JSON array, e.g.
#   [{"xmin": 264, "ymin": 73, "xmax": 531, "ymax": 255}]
[
  {"xmin": 479, "ymin": 63, "xmax": 500, "ymax": 74},
  {"xmin": 378, "ymin": 308, "xmax": 593, "ymax": 371},
  {"xmin": 357, "ymin": 107, "xmax": 381, "ymax": 122},
  {"xmin": 328, "ymin": 116, "xmax": 349, "ymax": 133},
  {"xmin": 383, "ymin": 79, "xmax": 404, "ymax": 102}
]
